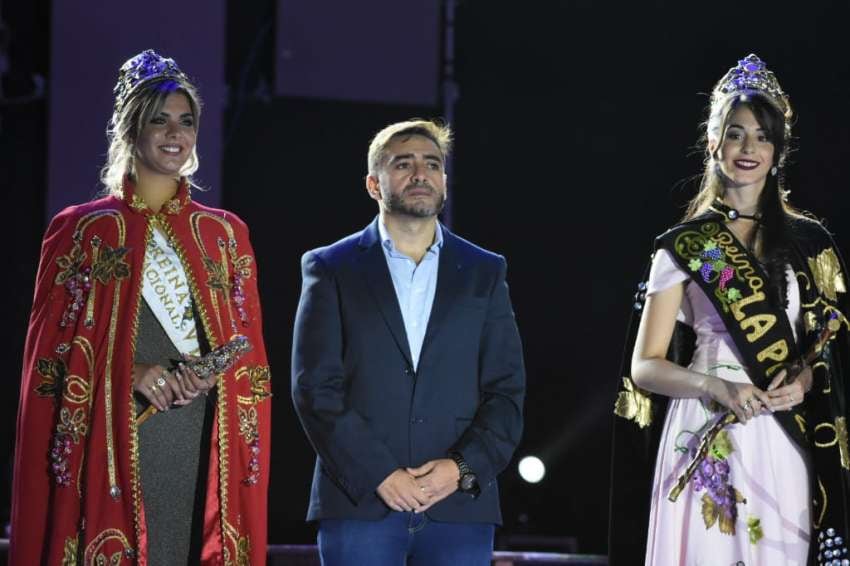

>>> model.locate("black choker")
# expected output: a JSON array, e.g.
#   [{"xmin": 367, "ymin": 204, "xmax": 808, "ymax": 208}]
[{"xmin": 709, "ymin": 200, "xmax": 762, "ymax": 222}]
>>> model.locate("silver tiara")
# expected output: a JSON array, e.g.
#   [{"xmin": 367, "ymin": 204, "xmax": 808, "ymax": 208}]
[{"xmin": 712, "ymin": 54, "xmax": 790, "ymax": 116}]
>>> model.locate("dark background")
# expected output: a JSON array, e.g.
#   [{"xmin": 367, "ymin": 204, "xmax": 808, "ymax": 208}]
[{"xmin": 3, "ymin": 0, "xmax": 850, "ymax": 556}]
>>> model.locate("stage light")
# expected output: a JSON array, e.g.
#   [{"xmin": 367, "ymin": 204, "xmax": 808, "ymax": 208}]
[{"xmin": 518, "ymin": 456, "xmax": 545, "ymax": 483}]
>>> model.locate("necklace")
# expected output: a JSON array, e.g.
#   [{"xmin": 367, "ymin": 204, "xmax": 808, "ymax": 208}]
[{"xmin": 709, "ymin": 199, "xmax": 762, "ymax": 222}]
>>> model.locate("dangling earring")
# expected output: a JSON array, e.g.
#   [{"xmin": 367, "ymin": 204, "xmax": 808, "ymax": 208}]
[{"xmin": 770, "ymin": 166, "xmax": 778, "ymax": 176}]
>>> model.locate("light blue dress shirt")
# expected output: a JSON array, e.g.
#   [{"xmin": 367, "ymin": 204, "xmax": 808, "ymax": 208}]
[{"xmin": 378, "ymin": 220, "xmax": 443, "ymax": 371}]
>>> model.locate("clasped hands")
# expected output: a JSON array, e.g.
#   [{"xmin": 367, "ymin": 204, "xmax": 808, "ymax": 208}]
[
  {"xmin": 706, "ymin": 364, "xmax": 813, "ymax": 424},
  {"xmin": 132, "ymin": 357, "xmax": 216, "ymax": 413},
  {"xmin": 376, "ymin": 459, "xmax": 460, "ymax": 513}
]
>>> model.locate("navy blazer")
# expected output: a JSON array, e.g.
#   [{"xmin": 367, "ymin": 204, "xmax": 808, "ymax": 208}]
[{"xmin": 291, "ymin": 218, "xmax": 525, "ymax": 524}]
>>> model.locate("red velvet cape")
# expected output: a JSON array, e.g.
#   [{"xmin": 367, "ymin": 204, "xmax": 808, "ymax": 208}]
[{"xmin": 11, "ymin": 179, "xmax": 271, "ymax": 565}]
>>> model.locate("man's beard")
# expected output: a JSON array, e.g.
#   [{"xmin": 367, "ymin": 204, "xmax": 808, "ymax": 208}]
[{"xmin": 385, "ymin": 186, "xmax": 446, "ymax": 218}]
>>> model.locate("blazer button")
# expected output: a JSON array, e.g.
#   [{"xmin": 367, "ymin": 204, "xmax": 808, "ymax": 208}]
[{"xmin": 404, "ymin": 368, "xmax": 413, "ymax": 376}]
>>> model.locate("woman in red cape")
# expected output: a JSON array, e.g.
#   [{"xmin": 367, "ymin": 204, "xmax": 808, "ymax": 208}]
[{"xmin": 10, "ymin": 50, "xmax": 271, "ymax": 565}]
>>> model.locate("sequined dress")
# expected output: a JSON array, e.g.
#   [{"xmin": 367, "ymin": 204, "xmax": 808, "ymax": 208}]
[
  {"xmin": 135, "ymin": 299, "xmax": 212, "ymax": 565},
  {"xmin": 644, "ymin": 248, "xmax": 810, "ymax": 565}
]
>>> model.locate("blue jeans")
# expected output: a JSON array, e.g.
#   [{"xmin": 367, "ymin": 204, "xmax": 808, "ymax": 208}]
[{"xmin": 318, "ymin": 512, "xmax": 495, "ymax": 566}]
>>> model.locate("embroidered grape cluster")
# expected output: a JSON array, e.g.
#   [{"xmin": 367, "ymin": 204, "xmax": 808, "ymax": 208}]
[
  {"xmin": 703, "ymin": 246, "xmax": 722, "ymax": 262},
  {"xmin": 232, "ymin": 273, "xmax": 249, "ymax": 328},
  {"xmin": 242, "ymin": 439, "xmax": 261, "ymax": 486},
  {"xmin": 818, "ymin": 527, "xmax": 849, "ymax": 565},
  {"xmin": 687, "ymin": 239, "xmax": 741, "ymax": 301},
  {"xmin": 216, "ymin": 236, "xmax": 251, "ymax": 331},
  {"xmin": 61, "ymin": 266, "xmax": 92, "ymax": 327},
  {"xmin": 718, "ymin": 266, "xmax": 734, "ymax": 289},
  {"xmin": 50, "ymin": 433, "xmax": 73, "ymax": 486},
  {"xmin": 697, "ymin": 246, "xmax": 734, "ymax": 290},
  {"xmin": 692, "ymin": 454, "xmax": 736, "ymax": 519}
]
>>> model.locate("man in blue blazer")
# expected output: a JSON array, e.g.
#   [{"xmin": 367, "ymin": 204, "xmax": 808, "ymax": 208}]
[{"xmin": 292, "ymin": 120, "xmax": 525, "ymax": 565}]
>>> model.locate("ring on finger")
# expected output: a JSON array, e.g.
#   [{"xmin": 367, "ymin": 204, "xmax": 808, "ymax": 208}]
[
  {"xmin": 150, "ymin": 384, "xmax": 158, "ymax": 393},
  {"xmin": 156, "ymin": 374, "xmax": 167, "ymax": 387}
]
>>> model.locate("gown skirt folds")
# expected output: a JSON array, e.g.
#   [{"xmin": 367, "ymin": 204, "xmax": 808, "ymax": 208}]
[{"xmin": 644, "ymin": 249, "xmax": 810, "ymax": 566}]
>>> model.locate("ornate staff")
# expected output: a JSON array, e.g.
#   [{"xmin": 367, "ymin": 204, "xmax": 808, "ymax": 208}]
[{"xmin": 136, "ymin": 335, "xmax": 252, "ymax": 425}]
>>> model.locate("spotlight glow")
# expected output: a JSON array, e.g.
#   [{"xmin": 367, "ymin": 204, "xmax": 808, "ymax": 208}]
[{"xmin": 518, "ymin": 456, "xmax": 545, "ymax": 483}]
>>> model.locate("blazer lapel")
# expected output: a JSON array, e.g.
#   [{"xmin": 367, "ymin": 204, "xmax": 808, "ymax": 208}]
[
  {"xmin": 358, "ymin": 219, "xmax": 414, "ymax": 368},
  {"xmin": 420, "ymin": 229, "xmax": 463, "ymax": 361}
]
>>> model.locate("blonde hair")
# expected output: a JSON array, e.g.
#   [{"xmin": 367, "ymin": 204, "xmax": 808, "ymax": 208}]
[
  {"xmin": 367, "ymin": 119, "xmax": 452, "ymax": 176},
  {"xmin": 100, "ymin": 77, "xmax": 202, "ymax": 196}
]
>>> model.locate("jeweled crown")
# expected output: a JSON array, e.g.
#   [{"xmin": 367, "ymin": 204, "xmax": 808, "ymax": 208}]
[
  {"xmin": 712, "ymin": 54, "xmax": 790, "ymax": 116},
  {"xmin": 113, "ymin": 49, "xmax": 187, "ymax": 114}
]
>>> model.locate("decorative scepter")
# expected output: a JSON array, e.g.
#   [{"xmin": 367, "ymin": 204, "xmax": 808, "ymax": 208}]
[
  {"xmin": 667, "ymin": 319, "xmax": 837, "ymax": 502},
  {"xmin": 136, "ymin": 335, "xmax": 252, "ymax": 425}
]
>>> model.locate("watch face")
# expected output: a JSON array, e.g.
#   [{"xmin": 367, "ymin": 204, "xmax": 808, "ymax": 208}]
[{"xmin": 460, "ymin": 473, "xmax": 477, "ymax": 492}]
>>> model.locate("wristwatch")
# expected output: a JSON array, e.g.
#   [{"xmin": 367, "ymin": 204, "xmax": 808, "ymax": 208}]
[{"xmin": 449, "ymin": 451, "xmax": 479, "ymax": 496}]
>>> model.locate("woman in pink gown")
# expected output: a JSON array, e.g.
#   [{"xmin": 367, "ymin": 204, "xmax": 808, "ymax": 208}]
[
  {"xmin": 643, "ymin": 249, "xmax": 809, "ymax": 564},
  {"xmin": 609, "ymin": 55, "xmax": 850, "ymax": 566}
]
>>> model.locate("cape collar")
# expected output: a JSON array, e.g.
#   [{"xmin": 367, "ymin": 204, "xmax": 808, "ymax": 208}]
[{"xmin": 121, "ymin": 175, "xmax": 192, "ymax": 216}]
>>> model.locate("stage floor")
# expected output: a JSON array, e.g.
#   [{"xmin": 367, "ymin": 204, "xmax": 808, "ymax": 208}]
[{"xmin": 0, "ymin": 539, "xmax": 608, "ymax": 565}]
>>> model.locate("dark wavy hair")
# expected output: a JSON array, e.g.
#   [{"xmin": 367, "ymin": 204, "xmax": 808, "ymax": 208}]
[{"xmin": 684, "ymin": 92, "xmax": 806, "ymax": 308}]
